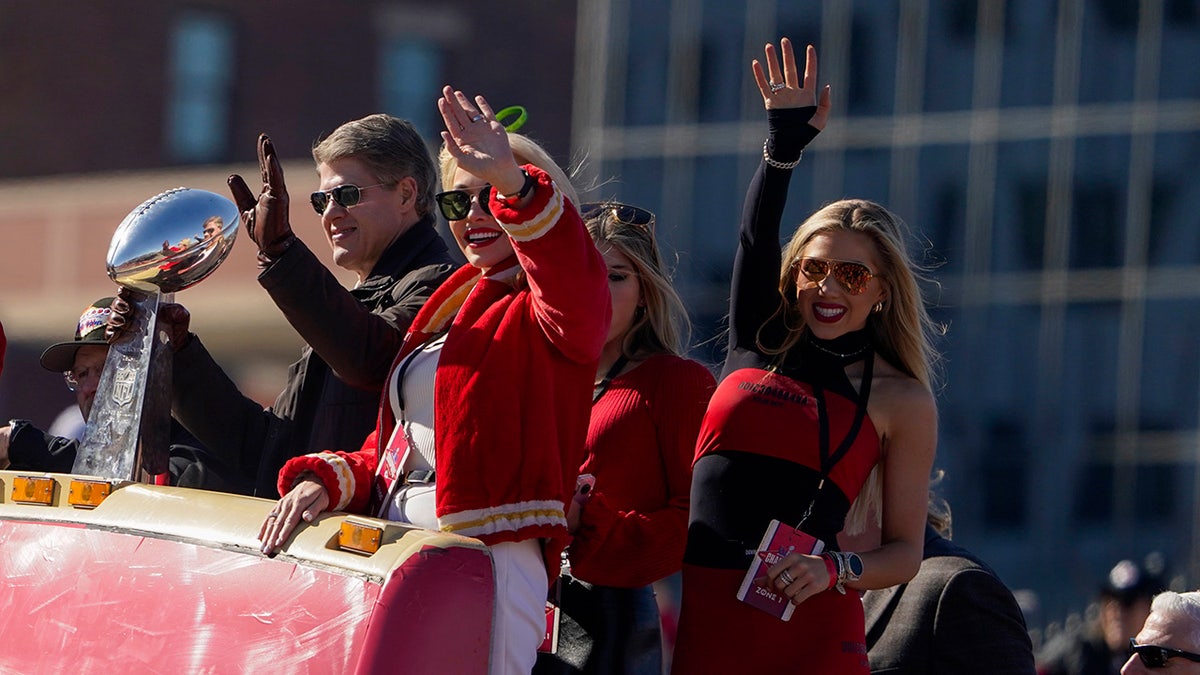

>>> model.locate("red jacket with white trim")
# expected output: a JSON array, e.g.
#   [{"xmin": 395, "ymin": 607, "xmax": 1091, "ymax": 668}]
[{"xmin": 279, "ymin": 165, "xmax": 610, "ymax": 577}]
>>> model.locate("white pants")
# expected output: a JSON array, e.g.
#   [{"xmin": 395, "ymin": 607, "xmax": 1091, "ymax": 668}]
[{"xmin": 489, "ymin": 539, "xmax": 547, "ymax": 675}]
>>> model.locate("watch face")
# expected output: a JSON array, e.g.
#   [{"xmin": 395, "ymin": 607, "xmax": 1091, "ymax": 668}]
[{"xmin": 847, "ymin": 552, "xmax": 864, "ymax": 577}]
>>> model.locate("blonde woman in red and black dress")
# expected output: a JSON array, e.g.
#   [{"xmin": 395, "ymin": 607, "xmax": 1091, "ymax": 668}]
[
  {"xmin": 534, "ymin": 203, "xmax": 715, "ymax": 675},
  {"xmin": 671, "ymin": 39, "xmax": 940, "ymax": 674}
]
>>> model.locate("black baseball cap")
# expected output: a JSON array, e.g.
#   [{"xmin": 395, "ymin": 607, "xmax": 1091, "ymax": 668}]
[
  {"xmin": 1101, "ymin": 555, "xmax": 1166, "ymax": 604},
  {"xmin": 39, "ymin": 297, "xmax": 115, "ymax": 373}
]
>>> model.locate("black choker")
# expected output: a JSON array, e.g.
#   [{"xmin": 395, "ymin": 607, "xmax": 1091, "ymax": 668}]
[{"xmin": 803, "ymin": 328, "xmax": 871, "ymax": 364}]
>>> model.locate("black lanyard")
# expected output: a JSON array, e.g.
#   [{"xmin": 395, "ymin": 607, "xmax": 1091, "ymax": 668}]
[
  {"xmin": 592, "ymin": 354, "xmax": 629, "ymax": 403},
  {"xmin": 796, "ymin": 349, "xmax": 874, "ymax": 529}
]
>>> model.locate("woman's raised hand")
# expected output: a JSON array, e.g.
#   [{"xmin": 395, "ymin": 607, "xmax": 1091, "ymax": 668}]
[
  {"xmin": 437, "ymin": 86, "xmax": 527, "ymax": 198},
  {"xmin": 751, "ymin": 38, "xmax": 832, "ymax": 131}
]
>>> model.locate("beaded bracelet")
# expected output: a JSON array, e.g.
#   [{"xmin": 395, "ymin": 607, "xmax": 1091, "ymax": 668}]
[
  {"xmin": 821, "ymin": 553, "xmax": 840, "ymax": 592},
  {"xmin": 762, "ymin": 140, "xmax": 803, "ymax": 170}
]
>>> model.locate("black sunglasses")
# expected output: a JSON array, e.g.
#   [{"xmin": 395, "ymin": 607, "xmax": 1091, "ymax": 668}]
[
  {"xmin": 580, "ymin": 202, "xmax": 655, "ymax": 229},
  {"xmin": 310, "ymin": 183, "xmax": 390, "ymax": 215},
  {"xmin": 435, "ymin": 185, "xmax": 493, "ymax": 221},
  {"xmin": 1129, "ymin": 638, "xmax": 1200, "ymax": 668}
]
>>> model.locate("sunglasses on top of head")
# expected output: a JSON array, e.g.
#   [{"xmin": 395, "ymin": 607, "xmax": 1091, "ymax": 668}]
[
  {"xmin": 580, "ymin": 202, "xmax": 656, "ymax": 229},
  {"xmin": 434, "ymin": 185, "xmax": 494, "ymax": 221},
  {"xmin": 795, "ymin": 257, "xmax": 877, "ymax": 296},
  {"xmin": 1129, "ymin": 639, "xmax": 1200, "ymax": 668},
  {"xmin": 310, "ymin": 183, "xmax": 391, "ymax": 215}
]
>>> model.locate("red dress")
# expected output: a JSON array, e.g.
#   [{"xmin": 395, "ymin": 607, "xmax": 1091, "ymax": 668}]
[
  {"xmin": 672, "ymin": 363, "xmax": 879, "ymax": 674},
  {"xmin": 672, "ymin": 107, "xmax": 878, "ymax": 674}
]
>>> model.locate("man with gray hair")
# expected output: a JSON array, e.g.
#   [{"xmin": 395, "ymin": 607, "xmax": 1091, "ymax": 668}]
[{"xmin": 1122, "ymin": 591, "xmax": 1200, "ymax": 673}]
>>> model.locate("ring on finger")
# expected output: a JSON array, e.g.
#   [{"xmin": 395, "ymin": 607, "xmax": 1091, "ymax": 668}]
[
  {"xmin": 470, "ymin": 113, "xmax": 484, "ymax": 123},
  {"xmin": 266, "ymin": 513, "xmax": 278, "ymax": 519},
  {"xmin": 779, "ymin": 569, "xmax": 795, "ymax": 586},
  {"xmin": 769, "ymin": 81, "xmax": 786, "ymax": 93}
]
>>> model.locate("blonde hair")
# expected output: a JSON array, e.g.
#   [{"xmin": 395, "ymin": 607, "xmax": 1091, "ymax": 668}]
[
  {"xmin": 762, "ymin": 199, "xmax": 940, "ymax": 389},
  {"xmin": 438, "ymin": 132, "xmax": 578, "ymax": 207},
  {"xmin": 761, "ymin": 199, "xmax": 942, "ymax": 534},
  {"xmin": 586, "ymin": 208, "xmax": 690, "ymax": 358},
  {"xmin": 926, "ymin": 469, "xmax": 952, "ymax": 538}
]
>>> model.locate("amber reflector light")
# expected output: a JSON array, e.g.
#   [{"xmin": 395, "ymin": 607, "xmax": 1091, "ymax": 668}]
[
  {"xmin": 11, "ymin": 476, "xmax": 55, "ymax": 505},
  {"xmin": 338, "ymin": 520, "xmax": 383, "ymax": 555},
  {"xmin": 68, "ymin": 480, "xmax": 112, "ymax": 508}
]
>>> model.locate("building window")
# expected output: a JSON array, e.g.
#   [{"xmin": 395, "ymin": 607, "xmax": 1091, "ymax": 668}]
[
  {"xmin": 1008, "ymin": 180, "xmax": 1048, "ymax": 272},
  {"xmin": 1141, "ymin": 300, "xmax": 1200, "ymax": 427},
  {"xmin": 166, "ymin": 10, "xmax": 234, "ymax": 163},
  {"xmin": 624, "ymin": 5, "xmax": 671, "ymax": 128},
  {"xmin": 379, "ymin": 39, "xmax": 441, "ymax": 140},
  {"xmin": 1135, "ymin": 464, "xmax": 1176, "ymax": 520},
  {"xmin": 929, "ymin": 181, "xmax": 964, "ymax": 275},
  {"xmin": 1070, "ymin": 181, "xmax": 1123, "ymax": 269},
  {"xmin": 981, "ymin": 418, "xmax": 1028, "ymax": 530},
  {"xmin": 1167, "ymin": 0, "xmax": 1200, "ymax": 25},
  {"xmin": 1073, "ymin": 461, "xmax": 1114, "ymax": 524}
]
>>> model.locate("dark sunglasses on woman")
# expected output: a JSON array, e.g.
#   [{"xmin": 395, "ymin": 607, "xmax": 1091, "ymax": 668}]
[
  {"xmin": 580, "ymin": 202, "xmax": 655, "ymax": 229},
  {"xmin": 1129, "ymin": 638, "xmax": 1200, "ymax": 668},
  {"xmin": 796, "ymin": 257, "xmax": 876, "ymax": 296},
  {"xmin": 435, "ymin": 185, "xmax": 493, "ymax": 221},
  {"xmin": 310, "ymin": 183, "xmax": 390, "ymax": 215}
]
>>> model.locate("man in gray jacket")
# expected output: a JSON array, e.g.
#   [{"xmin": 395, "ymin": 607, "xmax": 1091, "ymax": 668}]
[{"xmin": 111, "ymin": 114, "xmax": 455, "ymax": 496}]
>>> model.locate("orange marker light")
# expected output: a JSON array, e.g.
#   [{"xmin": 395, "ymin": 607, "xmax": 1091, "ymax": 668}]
[
  {"xmin": 338, "ymin": 519, "xmax": 383, "ymax": 555},
  {"xmin": 68, "ymin": 480, "xmax": 112, "ymax": 508},
  {"xmin": 11, "ymin": 476, "xmax": 55, "ymax": 505}
]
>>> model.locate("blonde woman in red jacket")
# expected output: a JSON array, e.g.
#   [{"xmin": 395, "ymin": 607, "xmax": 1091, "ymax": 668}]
[{"xmin": 259, "ymin": 88, "xmax": 611, "ymax": 675}]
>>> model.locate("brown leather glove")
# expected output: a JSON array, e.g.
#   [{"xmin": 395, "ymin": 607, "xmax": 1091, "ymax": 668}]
[
  {"xmin": 228, "ymin": 133, "xmax": 296, "ymax": 266},
  {"xmin": 105, "ymin": 287, "xmax": 193, "ymax": 352}
]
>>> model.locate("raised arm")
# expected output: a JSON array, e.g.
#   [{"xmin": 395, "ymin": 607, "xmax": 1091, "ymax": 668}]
[
  {"xmin": 729, "ymin": 40, "xmax": 831, "ymax": 353},
  {"xmin": 438, "ymin": 87, "xmax": 610, "ymax": 364},
  {"xmin": 230, "ymin": 134, "xmax": 443, "ymax": 389}
]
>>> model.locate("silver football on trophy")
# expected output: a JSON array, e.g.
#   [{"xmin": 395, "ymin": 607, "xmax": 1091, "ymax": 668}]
[{"xmin": 106, "ymin": 187, "xmax": 240, "ymax": 293}]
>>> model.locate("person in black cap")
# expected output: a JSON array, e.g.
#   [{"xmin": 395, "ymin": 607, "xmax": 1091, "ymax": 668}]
[
  {"xmin": 1037, "ymin": 555, "xmax": 1168, "ymax": 675},
  {"xmin": 0, "ymin": 297, "xmax": 246, "ymax": 491}
]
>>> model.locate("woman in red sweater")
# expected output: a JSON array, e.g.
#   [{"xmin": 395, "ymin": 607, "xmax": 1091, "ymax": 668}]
[
  {"xmin": 534, "ymin": 203, "xmax": 715, "ymax": 674},
  {"xmin": 258, "ymin": 88, "xmax": 610, "ymax": 675}
]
